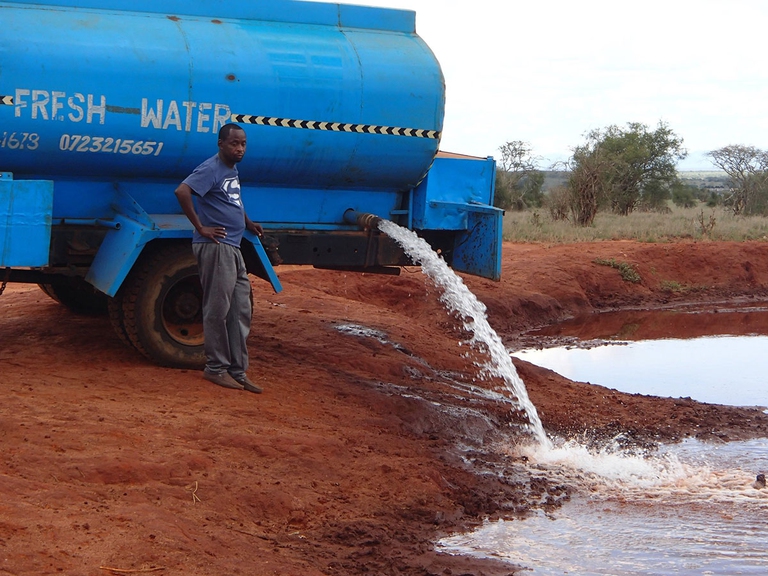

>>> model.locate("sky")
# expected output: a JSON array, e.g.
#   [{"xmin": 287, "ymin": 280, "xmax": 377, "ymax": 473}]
[{"xmin": 323, "ymin": 0, "xmax": 768, "ymax": 171}]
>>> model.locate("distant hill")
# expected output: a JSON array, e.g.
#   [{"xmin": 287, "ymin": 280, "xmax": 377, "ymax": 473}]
[
  {"xmin": 679, "ymin": 171, "xmax": 727, "ymax": 179},
  {"xmin": 537, "ymin": 170, "xmax": 729, "ymax": 193},
  {"xmin": 542, "ymin": 170, "xmax": 569, "ymax": 191},
  {"xmin": 679, "ymin": 171, "xmax": 729, "ymax": 192}
]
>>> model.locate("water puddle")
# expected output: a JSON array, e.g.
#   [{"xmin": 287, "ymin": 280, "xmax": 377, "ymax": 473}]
[
  {"xmin": 439, "ymin": 493, "xmax": 768, "ymax": 575},
  {"xmin": 517, "ymin": 336, "xmax": 768, "ymax": 406},
  {"xmin": 513, "ymin": 307, "xmax": 768, "ymax": 407},
  {"xmin": 517, "ymin": 303, "xmax": 768, "ymax": 343},
  {"xmin": 377, "ymin": 222, "xmax": 768, "ymax": 574},
  {"xmin": 439, "ymin": 438, "xmax": 768, "ymax": 575}
]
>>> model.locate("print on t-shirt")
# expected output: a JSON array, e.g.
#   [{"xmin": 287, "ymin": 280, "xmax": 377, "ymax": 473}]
[{"xmin": 222, "ymin": 176, "xmax": 241, "ymax": 206}]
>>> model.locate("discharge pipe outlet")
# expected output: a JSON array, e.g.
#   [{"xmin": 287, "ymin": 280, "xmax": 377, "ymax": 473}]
[{"xmin": 343, "ymin": 209, "xmax": 383, "ymax": 232}]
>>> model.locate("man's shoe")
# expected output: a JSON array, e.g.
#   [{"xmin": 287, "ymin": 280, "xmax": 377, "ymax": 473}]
[
  {"xmin": 242, "ymin": 382, "xmax": 263, "ymax": 394},
  {"xmin": 203, "ymin": 370, "xmax": 244, "ymax": 390},
  {"xmin": 232, "ymin": 374, "xmax": 263, "ymax": 394}
]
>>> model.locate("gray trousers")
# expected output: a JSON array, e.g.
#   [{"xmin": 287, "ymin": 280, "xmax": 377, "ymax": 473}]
[{"xmin": 192, "ymin": 242, "xmax": 251, "ymax": 378}]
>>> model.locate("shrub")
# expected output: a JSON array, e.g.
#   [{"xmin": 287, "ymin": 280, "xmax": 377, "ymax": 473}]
[{"xmin": 593, "ymin": 258, "xmax": 642, "ymax": 283}]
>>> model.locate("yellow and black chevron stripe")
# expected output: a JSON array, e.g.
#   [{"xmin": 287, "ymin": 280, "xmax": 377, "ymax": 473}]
[
  {"xmin": 230, "ymin": 113, "xmax": 440, "ymax": 140},
  {"xmin": 0, "ymin": 95, "xmax": 14, "ymax": 106}
]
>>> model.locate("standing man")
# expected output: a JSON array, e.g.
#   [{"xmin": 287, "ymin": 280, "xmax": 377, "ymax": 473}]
[{"xmin": 174, "ymin": 123, "xmax": 263, "ymax": 393}]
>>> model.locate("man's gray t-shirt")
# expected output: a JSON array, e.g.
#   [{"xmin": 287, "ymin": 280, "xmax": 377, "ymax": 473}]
[{"xmin": 183, "ymin": 154, "xmax": 245, "ymax": 247}]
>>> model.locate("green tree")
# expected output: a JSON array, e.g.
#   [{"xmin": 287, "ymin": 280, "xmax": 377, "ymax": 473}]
[
  {"xmin": 494, "ymin": 141, "xmax": 544, "ymax": 210},
  {"xmin": 566, "ymin": 145, "xmax": 612, "ymax": 226},
  {"xmin": 639, "ymin": 180, "xmax": 673, "ymax": 212},
  {"xmin": 544, "ymin": 185, "xmax": 571, "ymax": 221},
  {"xmin": 707, "ymin": 145, "xmax": 768, "ymax": 215},
  {"xmin": 670, "ymin": 181, "xmax": 700, "ymax": 208},
  {"xmin": 568, "ymin": 122, "xmax": 687, "ymax": 221}
]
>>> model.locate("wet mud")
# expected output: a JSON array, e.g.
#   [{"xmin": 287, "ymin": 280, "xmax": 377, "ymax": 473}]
[{"xmin": 2, "ymin": 240, "xmax": 768, "ymax": 575}]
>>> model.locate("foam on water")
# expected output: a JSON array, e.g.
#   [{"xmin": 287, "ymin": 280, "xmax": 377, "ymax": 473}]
[
  {"xmin": 517, "ymin": 437, "xmax": 768, "ymax": 505},
  {"xmin": 379, "ymin": 220, "xmax": 550, "ymax": 447},
  {"xmin": 441, "ymin": 439, "xmax": 768, "ymax": 575},
  {"xmin": 522, "ymin": 438, "xmax": 691, "ymax": 488}
]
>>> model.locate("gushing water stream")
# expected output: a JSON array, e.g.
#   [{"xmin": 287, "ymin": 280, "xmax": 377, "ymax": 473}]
[
  {"xmin": 380, "ymin": 221, "xmax": 768, "ymax": 573},
  {"xmin": 379, "ymin": 220, "xmax": 551, "ymax": 447}
]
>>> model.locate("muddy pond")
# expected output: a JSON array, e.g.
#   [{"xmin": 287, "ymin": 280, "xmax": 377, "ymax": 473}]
[
  {"xmin": 440, "ymin": 304, "xmax": 768, "ymax": 575},
  {"xmin": 513, "ymin": 304, "xmax": 768, "ymax": 408}
]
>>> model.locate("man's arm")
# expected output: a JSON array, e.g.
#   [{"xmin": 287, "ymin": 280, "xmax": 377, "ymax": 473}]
[
  {"xmin": 244, "ymin": 213, "xmax": 264, "ymax": 238},
  {"xmin": 174, "ymin": 183, "xmax": 227, "ymax": 243}
]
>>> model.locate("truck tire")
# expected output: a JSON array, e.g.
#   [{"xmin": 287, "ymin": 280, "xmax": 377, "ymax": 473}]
[
  {"xmin": 107, "ymin": 293, "xmax": 134, "ymax": 350},
  {"xmin": 38, "ymin": 278, "xmax": 109, "ymax": 316},
  {"xmin": 120, "ymin": 242, "xmax": 207, "ymax": 368}
]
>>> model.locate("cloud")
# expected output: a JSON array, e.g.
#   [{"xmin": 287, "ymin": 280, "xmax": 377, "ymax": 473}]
[{"xmin": 307, "ymin": 0, "xmax": 768, "ymax": 169}]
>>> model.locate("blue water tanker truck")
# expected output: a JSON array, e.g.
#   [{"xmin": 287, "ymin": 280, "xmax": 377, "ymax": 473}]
[{"xmin": 0, "ymin": 0, "xmax": 503, "ymax": 367}]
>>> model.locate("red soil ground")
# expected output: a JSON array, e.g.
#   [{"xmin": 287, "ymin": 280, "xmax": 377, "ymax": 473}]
[{"xmin": 2, "ymin": 240, "xmax": 768, "ymax": 575}]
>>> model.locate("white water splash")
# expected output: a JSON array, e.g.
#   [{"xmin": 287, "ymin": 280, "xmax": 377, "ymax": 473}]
[
  {"xmin": 379, "ymin": 220, "xmax": 550, "ymax": 447},
  {"xmin": 441, "ymin": 439, "xmax": 768, "ymax": 575},
  {"xmin": 516, "ymin": 436, "xmax": 768, "ymax": 505}
]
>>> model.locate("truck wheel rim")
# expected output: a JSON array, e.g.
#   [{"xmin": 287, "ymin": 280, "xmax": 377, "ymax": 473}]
[{"xmin": 161, "ymin": 275, "xmax": 204, "ymax": 347}]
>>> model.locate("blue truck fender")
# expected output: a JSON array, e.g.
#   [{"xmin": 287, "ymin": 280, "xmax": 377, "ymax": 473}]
[{"xmin": 85, "ymin": 188, "xmax": 281, "ymax": 297}]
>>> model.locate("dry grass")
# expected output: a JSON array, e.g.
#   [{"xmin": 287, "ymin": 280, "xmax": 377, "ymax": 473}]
[{"xmin": 503, "ymin": 205, "xmax": 768, "ymax": 243}]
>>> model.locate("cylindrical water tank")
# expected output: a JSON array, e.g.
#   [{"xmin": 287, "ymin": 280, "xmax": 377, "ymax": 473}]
[{"xmin": 0, "ymin": 0, "xmax": 445, "ymax": 191}]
